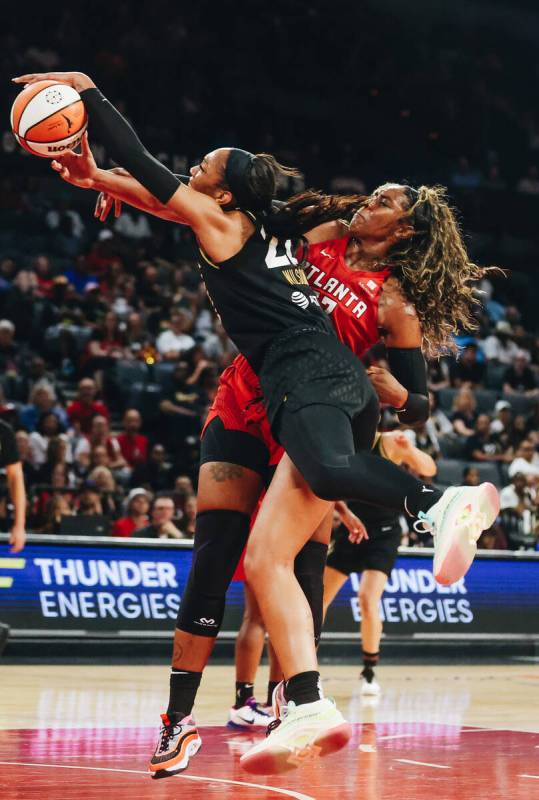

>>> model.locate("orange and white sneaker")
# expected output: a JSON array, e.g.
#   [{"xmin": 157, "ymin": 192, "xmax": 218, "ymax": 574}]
[
  {"xmin": 415, "ymin": 483, "xmax": 500, "ymax": 585},
  {"xmin": 240, "ymin": 697, "xmax": 352, "ymax": 775},
  {"xmin": 148, "ymin": 713, "xmax": 201, "ymax": 778}
]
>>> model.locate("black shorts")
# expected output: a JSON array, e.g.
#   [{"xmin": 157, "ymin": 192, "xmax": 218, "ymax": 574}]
[
  {"xmin": 259, "ymin": 328, "xmax": 376, "ymax": 427},
  {"xmin": 200, "ymin": 418, "xmax": 274, "ymax": 486},
  {"xmin": 326, "ymin": 521, "xmax": 401, "ymax": 577}
]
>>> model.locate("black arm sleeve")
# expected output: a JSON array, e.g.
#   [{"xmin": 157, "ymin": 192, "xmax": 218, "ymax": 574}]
[
  {"xmin": 81, "ymin": 88, "xmax": 180, "ymax": 204},
  {"xmin": 386, "ymin": 347, "xmax": 430, "ymax": 425}
]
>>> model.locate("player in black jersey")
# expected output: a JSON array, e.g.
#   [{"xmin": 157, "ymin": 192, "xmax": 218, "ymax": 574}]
[
  {"xmin": 16, "ymin": 69, "xmax": 500, "ymax": 775},
  {"xmin": 323, "ymin": 431, "xmax": 437, "ymax": 697}
]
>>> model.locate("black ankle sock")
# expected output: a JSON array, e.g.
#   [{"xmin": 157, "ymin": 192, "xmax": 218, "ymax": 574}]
[
  {"xmin": 267, "ymin": 680, "xmax": 279, "ymax": 708},
  {"xmin": 404, "ymin": 484, "xmax": 443, "ymax": 518},
  {"xmin": 234, "ymin": 681, "xmax": 255, "ymax": 709},
  {"xmin": 361, "ymin": 650, "xmax": 380, "ymax": 683},
  {"xmin": 285, "ymin": 671, "xmax": 321, "ymax": 706},
  {"xmin": 167, "ymin": 669, "xmax": 202, "ymax": 718}
]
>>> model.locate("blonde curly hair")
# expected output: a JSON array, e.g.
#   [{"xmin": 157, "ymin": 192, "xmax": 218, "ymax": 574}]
[{"xmin": 269, "ymin": 183, "xmax": 497, "ymax": 357}]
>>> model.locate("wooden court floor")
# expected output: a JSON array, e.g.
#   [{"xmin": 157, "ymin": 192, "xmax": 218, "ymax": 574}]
[{"xmin": 0, "ymin": 663, "xmax": 538, "ymax": 799}]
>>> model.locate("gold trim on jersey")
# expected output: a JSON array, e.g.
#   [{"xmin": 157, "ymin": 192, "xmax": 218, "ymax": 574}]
[{"xmin": 198, "ymin": 247, "xmax": 220, "ymax": 270}]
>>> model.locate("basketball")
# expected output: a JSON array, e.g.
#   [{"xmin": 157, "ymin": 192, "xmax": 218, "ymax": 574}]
[{"xmin": 10, "ymin": 80, "xmax": 87, "ymax": 158}]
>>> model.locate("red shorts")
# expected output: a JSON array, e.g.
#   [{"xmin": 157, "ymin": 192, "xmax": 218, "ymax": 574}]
[
  {"xmin": 201, "ymin": 356, "xmax": 284, "ymax": 584},
  {"xmin": 201, "ymin": 354, "xmax": 284, "ymax": 466}
]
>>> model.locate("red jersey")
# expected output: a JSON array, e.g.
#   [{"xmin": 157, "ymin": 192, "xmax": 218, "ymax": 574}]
[
  {"xmin": 117, "ymin": 433, "xmax": 149, "ymax": 466},
  {"xmin": 67, "ymin": 400, "xmax": 110, "ymax": 433},
  {"xmin": 304, "ymin": 237, "xmax": 391, "ymax": 358}
]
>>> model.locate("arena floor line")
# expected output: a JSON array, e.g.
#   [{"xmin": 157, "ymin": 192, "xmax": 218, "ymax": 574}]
[{"xmin": 0, "ymin": 664, "xmax": 537, "ymax": 799}]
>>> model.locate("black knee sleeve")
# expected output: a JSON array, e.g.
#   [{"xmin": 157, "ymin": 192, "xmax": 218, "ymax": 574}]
[
  {"xmin": 176, "ymin": 510, "xmax": 250, "ymax": 637},
  {"xmin": 294, "ymin": 541, "xmax": 328, "ymax": 647}
]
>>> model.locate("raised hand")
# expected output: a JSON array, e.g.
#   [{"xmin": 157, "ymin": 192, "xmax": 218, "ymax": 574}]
[
  {"xmin": 12, "ymin": 71, "xmax": 95, "ymax": 93},
  {"xmin": 51, "ymin": 132, "xmax": 98, "ymax": 189},
  {"xmin": 94, "ymin": 169, "xmax": 129, "ymax": 221}
]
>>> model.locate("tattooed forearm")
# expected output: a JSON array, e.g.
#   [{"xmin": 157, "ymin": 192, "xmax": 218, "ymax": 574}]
[{"xmin": 209, "ymin": 462, "xmax": 244, "ymax": 482}]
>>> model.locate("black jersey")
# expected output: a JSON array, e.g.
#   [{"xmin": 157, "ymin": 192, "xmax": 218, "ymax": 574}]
[
  {"xmin": 197, "ymin": 211, "xmax": 333, "ymax": 372},
  {"xmin": 0, "ymin": 420, "xmax": 19, "ymax": 468}
]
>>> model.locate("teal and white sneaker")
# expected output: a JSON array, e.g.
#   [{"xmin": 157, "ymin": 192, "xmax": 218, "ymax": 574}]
[
  {"xmin": 239, "ymin": 697, "xmax": 352, "ymax": 775},
  {"xmin": 415, "ymin": 483, "xmax": 500, "ymax": 585}
]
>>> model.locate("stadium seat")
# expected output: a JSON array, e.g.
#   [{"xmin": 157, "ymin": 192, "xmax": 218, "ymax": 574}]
[
  {"xmin": 114, "ymin": 360, "xmax": 149, "ymax": 386},
  {"xmin": 501, "ymin": 393, "xmax": 536, "ymax": 417},
  {"xmin": 474, "ymin": 389, "xmax": 499, "ymax": 414},
  {"xmin": 153, "ymin": 362, "xmax": 175, "ymax": 387},
  {"xmin": 485, "ymin": 362, "xmax": 506, "ymax": 390},
  {"xmin": 438, "ymin": 435, "xmax": 467, "ymax": 459},
  {"xmin": 438, "ymin": 388, "xmax": 458, "ymax": 411},
  {"xmin": 472, "ymin": 461, "xmax": 503, "ymax": 488},
  {"xmin": 127, "ymin": 382, "xmax": 163, "ymax": 422},
  {"xmin": 435, "ymin": 458, "xmax": 467, "ymax": 486}
]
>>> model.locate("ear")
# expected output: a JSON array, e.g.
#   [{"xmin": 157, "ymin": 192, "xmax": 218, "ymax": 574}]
[
  {"xmin": 395, "ymin": 222, "xmax": 415, "ymax": 241},
  {"xmin": 214, "ymin": 188, "xmax": 234, "ymax": 207}
]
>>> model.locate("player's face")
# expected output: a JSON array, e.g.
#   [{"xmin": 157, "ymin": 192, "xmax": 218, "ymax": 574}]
[
  {"xmin": 349, "ymin": 185, "xmax": 413, "ymax": 242},
  {"xmin": 189, "ymin": 149, "xmax": 229, "ymax": 197}
]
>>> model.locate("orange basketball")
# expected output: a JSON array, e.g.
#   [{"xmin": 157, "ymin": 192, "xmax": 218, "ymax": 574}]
[{"xmin": 10, "ymin": 80, "xmax": 87, "ymax": 158}]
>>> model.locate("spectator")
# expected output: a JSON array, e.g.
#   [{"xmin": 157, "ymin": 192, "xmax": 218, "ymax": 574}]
[
  {"xmin": 500, "ymin": 472, "xmax": 536, "ymax": 512},
  {"xmin": 449, "ymin": 344, "xmax": 485, "ymax": 388},
  {"xmin": 427, "ymin": 359, "xmax": 450, "ymax": 392},
  {"xmin": 451, "ymin": 388, "xmax": 478, "ymax": 437},
  {"xmin": 462, "ymin": 466, "xmax": 480, "ymax": 486},
  {"xmin": 67, "ymin": 378, "xmax": 110, "ymax": 434},
  {"xmin": 490, "ymin": 400, "xmax": 513, "ymax": 435},
  {"xmin": 0, "ymin": 319, "xmax": 19, "ymax": 373},
  {"xmin": 113, "ymin": 209, "xmax": 152, "ymax": 240},
  {"xmin": 180, "ymin": 494, "xmax": 197, "ymax": 539},
  {"xmin": 464, "ymin": 414, "xmax": 510, "ymax": 463},
  {"xmin": 508, "ymin": 440, "xmax": 539, "ymax": 484},
  {"xmin": 481, "ymin": 321, "xmax": 519, "ymax": 365},
  {"xmin": 159, "ymin": 361, "xmax": 204, "ymax": 443},
  {"xmin": 173, "ymin": 474, "xmax": 195, "ymax": 515},
  {"xmin": 74, "ymin": 415, "xmax": 126, "ymax": 471},
  {"xmin": 88, "ymin": 465, "xmax": 118, "ymax": 518},
  {"xmin": 20, "ymin": 381, "xmax": 68, "ymax": 432},
  {"xmin": 516, "ymin": 164, "xmax": 539, "ymax": 194},
  {"xmin": 29, "ymin": 412, "xmax": 69, "ymax": 468},
  {"xmin": 428, "ymin": 392, "xmax": 453, "ymax": 438},
  {"xmin": 130, "ymin": 443, "xmax": 173, "ymax": 492},
  {"xmin": 137, "ymin": 494, "xmax": 183, "ymax": 539},
  {"xmin": 111, "ymin": 488, "xmax": 151, "ymax": 537},
  {"xmin": 156, "ymin": 310, "xmax": 196, "ymax": 360},
  {"xmin": 117, "ymin": 409, "xmax": 149, "ymax": 468},
  {"xmin": 15, "ymin": 430, "xmax": 39, "ymax": 486},
  {"xmin": 503, "ymin": 351, "xmax": 538, "ymax": 396},
  {"xmin": 40, "ymin": 494, "xmax": 74, "ymax": 535},
  {"xmin": 77, "ymin": 480, "xmax": 103, "ymax": 516}
]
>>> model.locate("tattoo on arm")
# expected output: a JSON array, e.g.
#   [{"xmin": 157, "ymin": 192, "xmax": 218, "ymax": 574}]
[{"xmin": 209, "ymin": 463, "xmax": 244, "ymax": 482}]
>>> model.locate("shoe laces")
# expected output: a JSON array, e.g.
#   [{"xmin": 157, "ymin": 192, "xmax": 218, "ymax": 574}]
[
  {"xmin": 158, "ymin": 713, "xmax": 181, "ymax": 753},
  {"xmin": 413, "ymin": 510, "xmax": 435, "ymax": 537}
]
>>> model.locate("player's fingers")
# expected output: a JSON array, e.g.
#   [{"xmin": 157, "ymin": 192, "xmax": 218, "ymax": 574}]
[
  {"xmin": 114, "ymin": 198, "xmax": 122, "ymax": 218},
  {"xmin": 100, "ymin": 197, "xmax": 112, "ymax": 222},
  {"xmin": 94, "ymin": 193, "xmax": 105, "ymax": 218},
  {"xmin": 81, "ymin": 131, "xmax": 90, "ymax": 156}
]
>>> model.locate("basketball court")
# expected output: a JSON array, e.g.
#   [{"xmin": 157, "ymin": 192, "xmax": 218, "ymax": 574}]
[{"xmin": 1, "ymin": 663, "xmax": 537, "ymax": 799}]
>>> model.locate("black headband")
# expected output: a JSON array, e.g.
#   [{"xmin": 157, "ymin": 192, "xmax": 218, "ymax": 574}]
[{"xmin": 225, "ymin": 148, "xmax": 257, "ymax": 209}]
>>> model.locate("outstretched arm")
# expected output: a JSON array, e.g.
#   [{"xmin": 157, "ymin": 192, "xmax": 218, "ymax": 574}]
[
  {"xmin": 13, "ymin": 72, "xmax": 226, "ymax": 237},
  {"xmin": 381, "ymin": 432, "xmax": 437, "ymax": 477}
]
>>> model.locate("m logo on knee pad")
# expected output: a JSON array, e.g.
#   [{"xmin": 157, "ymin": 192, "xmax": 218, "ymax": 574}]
[{"xmin": 194, "ymin": 617, "xmax": 218, "ymax": 627}]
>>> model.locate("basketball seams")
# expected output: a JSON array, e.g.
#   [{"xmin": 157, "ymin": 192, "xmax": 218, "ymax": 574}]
[
  {"xmin": 22, "ymin": 99, "xmax": 86, "ymax": 142},
  {"xmin": 16, "ymin": 84, "xmax": 81, "ymax": 138},
  {"xmin": 22, "ymin": 124, "xmax": 88, "ymax": 157}
]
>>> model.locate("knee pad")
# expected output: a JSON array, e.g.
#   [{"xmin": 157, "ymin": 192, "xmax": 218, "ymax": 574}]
[
  {"xmin": 176, "ymin": 509, "xmax": 250, "ymax": 637},
  {"xmin": 294, "ymin": 541, "xmax": 328, "ymax": 647}
]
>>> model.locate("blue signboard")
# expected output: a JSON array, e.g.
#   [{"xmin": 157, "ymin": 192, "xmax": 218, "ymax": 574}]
[{"xmin": 0, "ymin": 536, "xmax": 537, "ymax": 637}]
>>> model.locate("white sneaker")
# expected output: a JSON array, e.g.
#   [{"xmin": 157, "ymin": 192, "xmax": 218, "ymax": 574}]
[
  {"xmin": 360, "ymin": 675, "xmax": 381, "ymax": 696},
  {"xmin": 271, "ymin": 680, "xmax": 287, "ymax": 721},
  {"xmin": 415, "ymin": 482, "xmax": 500, "ymax": 585},
  {"xmin": 240, "ymin": 697, "xmax": 352, "ymax": 775},
  {"xmin": 228, "ymin": 698, "xmax": 274, "ymax": 729}
]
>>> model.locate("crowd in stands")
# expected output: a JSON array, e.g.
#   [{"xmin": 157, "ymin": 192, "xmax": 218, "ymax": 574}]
[{"xmin": 0, "ymin": 3, "xmax": 538, "ymax": 549}]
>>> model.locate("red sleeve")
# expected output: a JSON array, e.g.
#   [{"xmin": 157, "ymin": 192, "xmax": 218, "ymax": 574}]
[{"xmin": 95, "ymin": 402, "xmax": 110, "ymax": 419}]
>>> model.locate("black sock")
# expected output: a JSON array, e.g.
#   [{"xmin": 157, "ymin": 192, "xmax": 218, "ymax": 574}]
[
  {"xmin": 285, "ymin": 671, "xmax": 322, "ymax": 706},
  {"xmin": 361, "ymin": 650, "xmax": 379, "ymax": 682},
  {"xmin": 404, "ymin": 484, "xmax": 443, "ymax": 518},
  {"xmin": 167, "ymin": 669, "xmax": 202, "ymax": 718},
  {"xmin": 267, "ymin": 680, "xmax": 279, "ymax": 708},
  {"xmin": 234, "ymin": 681, "xmax": 255, "ymax": 708}
]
